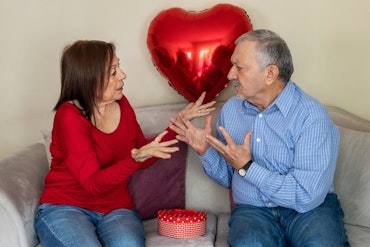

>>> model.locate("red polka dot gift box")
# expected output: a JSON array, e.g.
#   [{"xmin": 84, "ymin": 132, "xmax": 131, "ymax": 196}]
[{"xmin": 157, "ymin": 209, "xmax": 207, "ymax": 238}]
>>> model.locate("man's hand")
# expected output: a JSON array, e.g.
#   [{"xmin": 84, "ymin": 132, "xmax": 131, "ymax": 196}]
[
  {"xmin": 206, "ymin": 127, "xmax": 252, "ymax": 170},
  {"xmin": 131, "ymin": 131, "xmax": 179, "ymax": 162},
  {"xmin": 170, "ymin": 113, "xmax": 212, "ymax": 156}
]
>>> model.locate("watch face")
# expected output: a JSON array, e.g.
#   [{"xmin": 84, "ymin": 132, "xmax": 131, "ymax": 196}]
[{"xmin": 238, "ymin": 168, "xmax": 246, "ymax": 177}]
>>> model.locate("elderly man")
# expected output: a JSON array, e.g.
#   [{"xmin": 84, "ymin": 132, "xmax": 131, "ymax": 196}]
[{"xmin": 170, "ymin": 29, "xmax": 350, "ymax": 246}]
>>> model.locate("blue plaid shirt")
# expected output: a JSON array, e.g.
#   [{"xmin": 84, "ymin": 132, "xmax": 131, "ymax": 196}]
[{"xmin": 200, "ymin": 81, "xmax": 339, "ymax": 213}]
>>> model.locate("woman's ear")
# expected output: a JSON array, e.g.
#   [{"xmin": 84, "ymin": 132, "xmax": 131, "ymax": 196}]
[{"xmin": 265, "ymin": 64, "xmax": 279, "ymax": 85}]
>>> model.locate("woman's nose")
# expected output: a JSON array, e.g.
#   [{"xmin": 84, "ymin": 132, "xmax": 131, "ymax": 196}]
[{"xmin": 119, "ymin": 68, "xmax": 127, "ymax": 80}]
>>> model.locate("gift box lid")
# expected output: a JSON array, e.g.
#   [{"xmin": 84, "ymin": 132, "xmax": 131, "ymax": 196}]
[{"xmin": 157, "ymin": 209, "xmax": 207, "ymax": 223}]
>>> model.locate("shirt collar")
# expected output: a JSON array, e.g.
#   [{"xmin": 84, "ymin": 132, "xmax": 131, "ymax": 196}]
[
  {"xmin": 242, "ymin": 81, "xmax": 295, "ymax": 117},
  {"xmin": 271, "ymin": 81, "xmax": 295, "ymax": 117}
]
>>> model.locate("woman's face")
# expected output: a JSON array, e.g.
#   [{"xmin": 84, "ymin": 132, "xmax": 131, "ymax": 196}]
[{"xmin": 100, "ymin": 54, "xmax": 126, "ymax": 105}]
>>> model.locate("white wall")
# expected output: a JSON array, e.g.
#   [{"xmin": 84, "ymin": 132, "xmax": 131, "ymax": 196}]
[{"xmin": 1, "ymin": 0, "xmax": 370, "ymax": 158}]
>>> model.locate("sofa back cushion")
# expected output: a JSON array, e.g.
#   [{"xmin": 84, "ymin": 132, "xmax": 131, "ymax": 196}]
[
  {"xmin": 326, "ymin": 105, "xmax": 370, "ymax": 227},
  {"xmin": 334, "ymin": 126, "xmax": 370, "ymax": 228},
  {"xmin": 326, "ymin": 105, "xmax": 370, "ymax": 132}
]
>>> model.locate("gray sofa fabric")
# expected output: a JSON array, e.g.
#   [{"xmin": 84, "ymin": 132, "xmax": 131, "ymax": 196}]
[
  {"xmin": 0, "ymin": 143, "xmax": 48, "ymax": 247},
  {"xmin": 0, "ymin": 103, "xmax": 369, "ymax": 246}
]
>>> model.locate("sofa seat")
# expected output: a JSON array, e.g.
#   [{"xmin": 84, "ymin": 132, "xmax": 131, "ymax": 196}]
[
  {"xmin": 214, "ymin": 213, "xmax": 229, "ymax": 247},
  {"xmin": 345, "ymin": 224, "xmax": 370, "ymax": 246}
]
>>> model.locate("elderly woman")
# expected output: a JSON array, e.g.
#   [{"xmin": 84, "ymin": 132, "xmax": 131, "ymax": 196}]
[{"xmin": 35, "ymin": 40, "xmax": 215, "ymax": 247}]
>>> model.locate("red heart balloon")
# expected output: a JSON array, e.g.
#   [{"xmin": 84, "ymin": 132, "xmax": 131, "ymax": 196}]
[{"xmin": 147, "ymin": 4, "xmax": 253, "ymax": 103}]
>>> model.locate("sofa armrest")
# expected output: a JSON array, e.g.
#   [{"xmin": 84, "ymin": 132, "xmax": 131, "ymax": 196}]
[{"xmin": 0, "ymin": 143, "xmax": 48, "ymax": 247}]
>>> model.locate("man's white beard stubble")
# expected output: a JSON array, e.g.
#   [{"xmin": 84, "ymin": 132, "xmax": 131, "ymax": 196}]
[{"xmin": 231, "ymin": 79, "xmax": 246, "ymax": 100}]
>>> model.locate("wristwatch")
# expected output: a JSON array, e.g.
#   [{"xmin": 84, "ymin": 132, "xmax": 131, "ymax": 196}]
[{"xmin": 237, "ymin": 160, "xmax": 253, "ymax": 177}]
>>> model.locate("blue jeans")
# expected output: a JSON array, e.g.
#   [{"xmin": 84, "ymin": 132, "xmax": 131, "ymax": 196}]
[
  {"xmin": 228, "ymin": 193, "xmax": 350, "ymax": 247},
  {"xmin": 35, "ymin": 204, "xmax": 145, "ymax": 247}
]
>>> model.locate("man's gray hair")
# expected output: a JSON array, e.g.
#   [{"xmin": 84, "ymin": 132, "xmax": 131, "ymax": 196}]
[{"xmin": 236, "ymin": 29, "xmax": 294, "ymax": 82}]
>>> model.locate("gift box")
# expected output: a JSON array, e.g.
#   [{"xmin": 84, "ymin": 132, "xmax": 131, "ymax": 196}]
[{"xmin": 158, "ymin": 209, "xmax": 207, "ymax": 238}]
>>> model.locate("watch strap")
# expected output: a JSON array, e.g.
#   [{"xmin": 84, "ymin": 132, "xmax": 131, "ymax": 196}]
[
  {"xmin": 242, "ymin": 159, "xmax": 253, "ymax": 170},
  {"xmin": 237, "ymin": 160, "xmax": 253, "ymax": 177}
]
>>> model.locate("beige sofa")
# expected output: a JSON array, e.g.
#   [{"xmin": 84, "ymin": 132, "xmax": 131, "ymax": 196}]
[{"xmin": 0, "ymin": 102, "xmax": 370, "ymax": 247}]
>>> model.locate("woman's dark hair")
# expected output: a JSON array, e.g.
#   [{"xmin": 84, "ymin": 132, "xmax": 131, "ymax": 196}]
[{"xmin": 54, "ymin": 40, "xmax": 115, "ymax": 121}]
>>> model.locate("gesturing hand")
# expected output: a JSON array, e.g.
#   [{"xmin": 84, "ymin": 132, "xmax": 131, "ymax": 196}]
[
  {"xmin": 131, "ymin": 131, "xmax": 179, "ymax": 162},
  {"xmin": 206, "ymin": 127, "xmax": 252, "ymax": 170},
  {"xmin": 170, "ymin": 113, "xmax": 212, "ymax": 156},
  {"xmin": 180, "ymin": 92, "xmax": 216, "ymax": 121}
]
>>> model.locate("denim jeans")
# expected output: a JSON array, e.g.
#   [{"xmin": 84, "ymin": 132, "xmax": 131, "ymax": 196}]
[
  {"xmin": 35, "ymin": 204, "xmax": 145, "ymax": 247},
  {"xmin": 228, "ymin": 193, "xmax": 350, "ymax": 247}
]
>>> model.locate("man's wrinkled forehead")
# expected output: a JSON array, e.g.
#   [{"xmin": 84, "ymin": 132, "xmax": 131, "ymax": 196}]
[{"xmin": 231, "ymin": 41, "xmax": 257, "ymax": 63}]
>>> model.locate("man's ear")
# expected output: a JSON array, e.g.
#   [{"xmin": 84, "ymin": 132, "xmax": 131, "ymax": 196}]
[{"xmin": 265, "ymin": 64, "xmax": 279, "ymax": 85}]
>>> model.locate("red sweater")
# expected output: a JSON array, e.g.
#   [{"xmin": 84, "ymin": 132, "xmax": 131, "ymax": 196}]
[{"xmin": 39, "ymin": 96, "xmax": 175, "ymax": 214}]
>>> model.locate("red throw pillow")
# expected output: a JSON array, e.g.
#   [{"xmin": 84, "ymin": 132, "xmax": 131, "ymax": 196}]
[{"xmin": 129, "ymin": 139, "xmax": 187, "ymax": 220}]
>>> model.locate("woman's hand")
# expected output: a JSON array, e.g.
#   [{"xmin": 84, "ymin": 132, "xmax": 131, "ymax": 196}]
[
  {"xmin": 180, "ymin": 92, "xmax": 216, "ymax": 121},
  {"xmin": 131, "ymin": 131, "xmax": 179, "ymax": 162}
]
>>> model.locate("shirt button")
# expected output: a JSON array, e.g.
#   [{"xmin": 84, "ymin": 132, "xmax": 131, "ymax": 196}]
[
  {"xmin": 256, "ymin": 138, "xmax": 261, "ymax": 142},
  {"xmin": 267, "ymin": 202, "xmax": 273, "ymax": 206},
  {"xmin": 258, "ymin": 113, "xmax": 263, "ymax": 118}
]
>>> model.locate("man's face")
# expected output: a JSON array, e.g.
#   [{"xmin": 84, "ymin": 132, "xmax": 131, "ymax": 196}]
[{"xmin": 227, "ymin": 41, "xmax": 267, "ymax": 103}]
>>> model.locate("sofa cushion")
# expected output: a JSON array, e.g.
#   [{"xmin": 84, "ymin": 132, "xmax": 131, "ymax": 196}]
[
  {"xmin": 334, "ymin": 126, "xmax": 370, "ymax": 228},
  {"xmin": 129, "ymin": 140, "xmax": 187, "ymax": 220},
  {"xmin": 0, "ymin": 143, "xmax": 49, "ymax": 247},
  {"xmin": 344, "ymin": 224, "xmax": 370, "ymax": 247},
  {"xmin": 215, "ymin": 213, "xmax": 230, "ymax": 247},
  {"xmin": 326, "ymin": 106, "xmax": 370, "ymax": 132}
]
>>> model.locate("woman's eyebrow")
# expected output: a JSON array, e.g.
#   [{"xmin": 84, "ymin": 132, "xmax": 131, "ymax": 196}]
[{"xmin": 111, "ymin": 59, "xmax": 120, "ymax": 68}]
